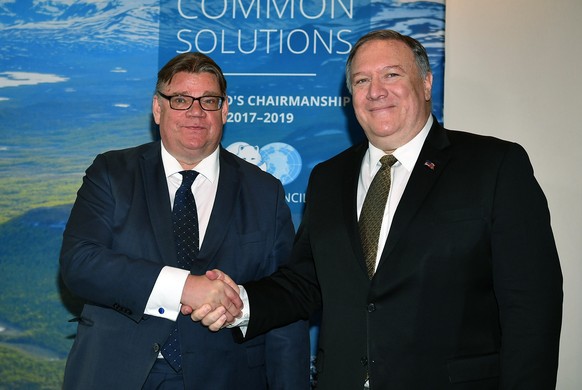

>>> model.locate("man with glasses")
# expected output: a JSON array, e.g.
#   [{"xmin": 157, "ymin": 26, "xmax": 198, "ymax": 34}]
[{"xmin": 59, "ymin": 52, "xmax": 309, "ymax": 390}]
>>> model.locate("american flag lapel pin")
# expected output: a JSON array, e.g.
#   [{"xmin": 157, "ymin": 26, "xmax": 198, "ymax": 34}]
[{"xmin": 424, "ymin": 160, "xmax": 436, "ymax": 170}]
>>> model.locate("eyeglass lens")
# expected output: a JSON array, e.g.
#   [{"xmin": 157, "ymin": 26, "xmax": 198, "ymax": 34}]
[{"xmin": 169, "ymin": 95, "xmax": 223, "ymax": 111}]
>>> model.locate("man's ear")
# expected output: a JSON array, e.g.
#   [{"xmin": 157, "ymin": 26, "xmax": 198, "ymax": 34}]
[
  {"xmin": 152, "ymin": 95, "xmax": 161, "ymax": 125},
  {"xmin": 221, "ymin": 95, "xmax": 229, "ymax": 125},
  {"xmin": 424, "ymin": 72, "xmax": 433, "ymax": 102}
]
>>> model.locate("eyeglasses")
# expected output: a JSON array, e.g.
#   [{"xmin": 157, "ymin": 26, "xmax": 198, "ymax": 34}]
[{"xmin": 157, "ymin": 91, "xmax": 225, "ymax": 111}]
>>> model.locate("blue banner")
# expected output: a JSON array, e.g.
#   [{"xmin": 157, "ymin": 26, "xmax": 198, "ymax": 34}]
[
  {"xmin": 159, "ymin": 0, "xmax": 445, "ymax": 226},
  {"xmin": 0, "ymin": 1, "xmax": 444, "ymax": 388}
]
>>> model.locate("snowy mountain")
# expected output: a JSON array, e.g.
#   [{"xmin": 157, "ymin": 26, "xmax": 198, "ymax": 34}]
[{"xmin": 0, "ymin": 0, "xmax": 159, "ymax": 50}]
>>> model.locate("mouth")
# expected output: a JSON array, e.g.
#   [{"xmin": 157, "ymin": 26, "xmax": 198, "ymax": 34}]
[
  {"xmin": 369, "ymin": 105, "xmax": 396, "ymax": 113},
  {"xmin": 181, "ymin": 124, "xmax": 206, "ymax": 131}
]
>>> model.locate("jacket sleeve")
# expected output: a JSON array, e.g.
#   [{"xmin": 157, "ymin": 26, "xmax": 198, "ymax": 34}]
[
  {"xmin": 491, "ymin": 143, "xmax": 562, "ymax": 388},
  {"xmin": 244, "ymin": 167, "xmax": 323, "ymax": 341},
  {"xmin": 59, "ymin": 152, "xmax": 164, "ymax": 323}
]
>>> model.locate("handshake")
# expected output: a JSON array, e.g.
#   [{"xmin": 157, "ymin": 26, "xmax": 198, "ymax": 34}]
[{"xmin": 180, "ymin": 269, "xmax": 243, "ymax": 331}]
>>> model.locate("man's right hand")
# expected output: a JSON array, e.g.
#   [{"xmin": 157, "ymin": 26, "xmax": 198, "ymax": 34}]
[
  {"xmin": 180, "ymin": 270, "xmax": 242, "ymax": 323},
  {"xmin": 186, "ymin": 269, "xmax": 242, "ymax": 331}
]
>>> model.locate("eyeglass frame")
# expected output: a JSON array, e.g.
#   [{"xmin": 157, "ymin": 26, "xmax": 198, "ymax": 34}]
[{"xmin": 157, "ymin": 91, "xmax": 225, "ymax": 111}]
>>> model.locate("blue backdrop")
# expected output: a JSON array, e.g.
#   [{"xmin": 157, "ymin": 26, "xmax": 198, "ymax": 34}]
[
  {"xmin": 158, "ymin": 0, "xmax": 445, "ymax": 227},
  {"xmin": 0, "ymin": 1, "xmax": 444, "ymax": 388}
]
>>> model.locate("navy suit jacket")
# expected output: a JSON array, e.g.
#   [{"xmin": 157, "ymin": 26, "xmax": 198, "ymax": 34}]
[
  {"xmin": 60, "ymin": 142, "xmax": 309, "ymax": 389},
  {"xmin": 245, "ymin": 119, "xmax": 563, "ymax": 389}
]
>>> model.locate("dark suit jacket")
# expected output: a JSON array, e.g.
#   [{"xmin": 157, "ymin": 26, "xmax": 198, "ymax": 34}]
[
  {"xmin": 60, "ymin": 142, "xmax": 309, "ymax": 390},
  {"xmin": 244, "ymin": 119, "xmax": 562, "ymax": 389}
]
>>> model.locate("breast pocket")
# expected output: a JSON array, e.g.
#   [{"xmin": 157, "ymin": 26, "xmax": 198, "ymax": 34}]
[
  {"xmin": 435, "ymin": 207, "xmax": 485, "ymax": 224},
  {"xmin": 421, "ymin": 207, "xmax": 488, "ymax": 258},
  {"xmin": 237, "ymin": 231, "xmax": 267, "ymax": 259},
  {"xmin": 239, "ymin": 231, "xmax": 264, "ymax": 246},
  {"xmin": 220, "ymin": 230, "xmax": 270, "ymax": 280}
]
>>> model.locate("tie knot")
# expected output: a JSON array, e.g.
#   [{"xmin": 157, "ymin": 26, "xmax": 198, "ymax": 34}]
[
  {"xmin": 380, "ymin": 154, "xmax": 398, "ymax": 169},
  {"xmin": 179, "ymin": 170, "xmax": 198, "ymax": 188}
]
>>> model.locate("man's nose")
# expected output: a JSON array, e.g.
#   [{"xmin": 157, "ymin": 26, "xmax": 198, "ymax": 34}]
[
  {"xmin": 367, "ymin": 78, "xmax": 388, "ymax": 100},
  {"xmin": 186, "ymin": 100, "xmax": 206, "ymax": 116}
]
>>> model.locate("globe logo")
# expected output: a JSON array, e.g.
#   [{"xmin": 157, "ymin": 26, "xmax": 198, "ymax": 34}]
[{"xmin": 226, "ymin": 141, "xmax": 302, "ymax": 185}]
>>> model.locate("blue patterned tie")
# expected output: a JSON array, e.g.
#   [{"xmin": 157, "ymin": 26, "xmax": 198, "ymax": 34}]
[{"xmin": 162, "ymin": 170, "xmax": 199, "ymax": 372}]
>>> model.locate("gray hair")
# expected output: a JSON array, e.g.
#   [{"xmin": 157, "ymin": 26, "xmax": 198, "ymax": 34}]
[{"xmin": 345, "ymin": 30, "xmax": 432, "ymax": 93}]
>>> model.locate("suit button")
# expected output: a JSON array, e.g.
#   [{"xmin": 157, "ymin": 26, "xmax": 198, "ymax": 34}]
[
  {"xmin": 360, "ymin": 357, "xmax": 368, "ymax": 366},
  {"xmin": 367, "ymin": 303, "xmax": 376, "ymax": 312},
  {"xmin": 153, "ymin": 343, "xmax": 161, "ymax": 353}
]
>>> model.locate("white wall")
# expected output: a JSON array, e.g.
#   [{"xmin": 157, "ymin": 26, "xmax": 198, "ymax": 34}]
[{"xmin": 445, "ymin": 0, "xmax": 582, "ymax": 388}]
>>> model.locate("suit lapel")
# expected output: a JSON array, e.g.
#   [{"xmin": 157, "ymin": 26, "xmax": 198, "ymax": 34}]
[
  {"xmin": 377, "ymin": 119, "xmax": 451, "ymax": 271},
  {"xmin": 191, "ymin": 147, "xmax": 240, "ymax": 274},
  {"xmin": 139, "ymin": 142, "xmax": 178, "ymax": 267},
  {"xmin": 343, "ymin": 143, "xmax": 369, "ymax": 275}
]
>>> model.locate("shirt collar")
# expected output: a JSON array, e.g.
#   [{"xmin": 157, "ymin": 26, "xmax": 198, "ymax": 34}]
[
  {"xmin": 366, "ymin": 115, "xmax": 433, "ymax": 174},
  {"xmin": 161, "ymin": 142, "xmax": 220, "ymax": 184}
]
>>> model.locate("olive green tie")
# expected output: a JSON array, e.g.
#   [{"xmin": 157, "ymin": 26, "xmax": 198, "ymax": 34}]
[{"xmin": 359, "ymin": 154, "xmax": 398, "ymax": 279}]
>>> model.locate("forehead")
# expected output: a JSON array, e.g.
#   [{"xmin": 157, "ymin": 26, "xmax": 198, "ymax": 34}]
[
  {"xmin": 165, "ymin": 71, "xmax": 220, "ymax": 92},
  {"xmin": 351, "ymin": 39, "xmax": 416, "ymax": 73}
]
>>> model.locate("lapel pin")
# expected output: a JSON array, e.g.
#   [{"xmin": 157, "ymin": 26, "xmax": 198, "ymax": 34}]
[{"xmin": 424, "ymin": 160, "xmax": 436, "ymax": 170}]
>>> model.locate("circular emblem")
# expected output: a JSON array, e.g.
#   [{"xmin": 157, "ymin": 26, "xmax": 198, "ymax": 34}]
[{"xmin": 226, "ymin": 141, "xmax": 302, "ymax": 185}]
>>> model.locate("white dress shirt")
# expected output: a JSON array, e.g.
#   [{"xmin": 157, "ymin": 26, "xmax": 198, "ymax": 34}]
[
  {"xmin": 357, "ymin": 115, "xmax": 432, "ymax": 273},
  {"xmin": 144, "ymin": 143, "xmax": 220, "ymax": 321}
]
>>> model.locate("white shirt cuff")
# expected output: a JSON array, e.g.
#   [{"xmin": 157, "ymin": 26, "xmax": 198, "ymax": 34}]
[
  {"xmin": 144, "ymin": 266, "xmax": 189, "ymax": 321},
  {"xmin": 227, "ymin": 285, "xmax": 250, "ymax": 335}
]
